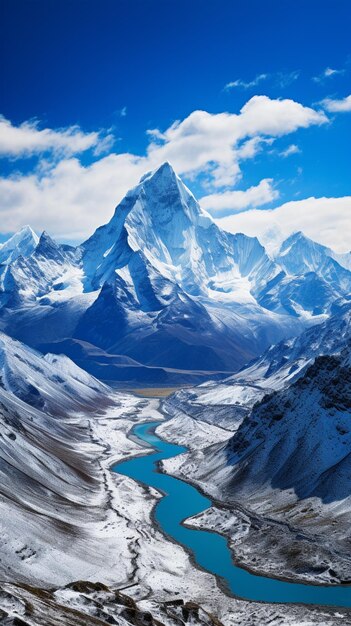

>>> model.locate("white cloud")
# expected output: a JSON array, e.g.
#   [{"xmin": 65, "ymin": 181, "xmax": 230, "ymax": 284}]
[
  {"xmin": 280, "ymin": 143, "xmax": 301, "ymax": 157},
  {"xmin": 145, "ymin": 96, "xmax": 327, "ymax": 187},
  {"xmin": 225, "ymin": 73, "xmax": 268, "ymax": 90},
  {"xmin": 224, "ymin": 70, "xmax": 299, "ymax": 91},
  {"xmin": 0, "ymin": 115, "xmax": 112, "ymax": 158},
  {"xmin": 236, "ymin": 96, "xmax": 326, "ymax": 137},
  {"xmin": 200, "ymin": 179, "xmax": 278, "ymax": 214},
  {"xmin": 215, "ymin": 196, "xmax": 351, "ymax": 254},
  {"xmin": 321, "ymin": 95, "xmax": 351, "ymax": 112},
  {"xmin": 0, "ymin": 96, "xmax": 328, "ymax": 239},
  {"xmin": 313, "ymin": 67, "xmax": 345, "ymax": 83},
  {"xmin": 0, "ymin": 154, "xmax": 146, "ymax": 239}
]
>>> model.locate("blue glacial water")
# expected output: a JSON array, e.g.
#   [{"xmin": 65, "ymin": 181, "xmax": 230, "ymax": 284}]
[{"xmin": 113, "ymin": 420, "xmax": 351, "ymax": 608}]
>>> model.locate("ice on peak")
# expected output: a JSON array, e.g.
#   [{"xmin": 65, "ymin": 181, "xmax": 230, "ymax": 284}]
[
  {"xmin": 82, "ymin": 164, "xmax": 277, "ymax": 303},
  {"xmin": 278, "ymin": 231, "xmax": 310, "ymax": 252},
  {"xmin": 274, "ymin": 231, "xmax": 351, "ymax": 305},
  {"xmin": 85, "ymin": 163, "xmax": 213, "ymax": 266},
  {"xmin": 139, "ymin": 160, "xmax": 176, "ymax": 185},
  {"xmin": 103, "ymin": 162, "xmax": 211, "ymax": 253},
  {"xmin": 0, "ymin": 225, "xmax": 39, "ymax": 265},
  {"xmin": 287, "ymin": 230, "xmax": 304, "ymax": 241},
  {"xmin": 17, "ymin": 225, "xmax": 38, "ymax": 239},
  {"xmin": 0, "ymin": 224, "xmax": 38, "ymax": 247},
  {"xmin": 134, "ymin": 160, "xmax": 206, "ymax": 219},
  {"xmin": 155, "ymin": 160, "xmax": 174, "ymax": 173},
  {"xmin": 40, "ymin": 230, "xmax": 51, "ymax": 239},
  {"xmin": 278, "ymin": 231, "xmax": 333, "ymax": 260}
]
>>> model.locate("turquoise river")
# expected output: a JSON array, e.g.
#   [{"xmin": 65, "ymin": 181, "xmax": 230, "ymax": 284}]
[{"xmin": 113, "ymin": 420, "xmax": 351, "ymax": 608}]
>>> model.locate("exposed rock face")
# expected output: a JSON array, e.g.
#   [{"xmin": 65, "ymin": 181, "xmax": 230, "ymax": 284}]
[
  {"xmin": 224, "ymin": 352, "xmax": 351, "ymax": 504},
  {"xmin": 0, "ymin": 580, "xmax": 225, "ymax": 626},
  {"xmin": 0, "ymin": 580, "xmax": 349, "ymax": 626}
]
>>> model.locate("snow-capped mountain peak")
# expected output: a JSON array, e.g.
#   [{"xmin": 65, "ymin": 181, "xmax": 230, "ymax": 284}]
[
  {"xmin": 139, "ymin": 159, "xmax": 181, "ymax": 187},
  {"xmin": 82, "ymin": 161, "xmax": 231, "ymax": 296},
  {"xmin": 0, "ymin": 225, "xmax": 39, "ymax": 265},
  {"xmin": 135, "ymin": 160, "xmax": 211, "ymax": 223},
  {"xmin": 35, "ymin": 230, "xmax": 64, "ymax": 259},
  {"xmin": 277, "ymin": 231, "xmax": 327, "ymax": 269},
  {"xmin": 279, "ymin": 230, "xmax": 308, "ymax": 247},
  {"xmin": 0, "ymin": 329, "xmax": 108, "ymax": 411},
  {"xmin": 276, "ymin": 230, "xmax": 350, "ymax": 278},
  {"xmin": 114, "ymin": 161, "xmax": 213, "ymax": 250}
]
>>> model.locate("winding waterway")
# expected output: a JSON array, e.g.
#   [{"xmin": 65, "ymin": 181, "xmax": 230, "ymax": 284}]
[{"xmin": 113, "ymin": 420, "xmax": 351, "ymax": 608}]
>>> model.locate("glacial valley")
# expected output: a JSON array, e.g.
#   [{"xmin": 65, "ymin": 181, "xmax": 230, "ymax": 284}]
[{"xmin": 0, "ymin": 164, "xmax": 350, "ymax": 625}]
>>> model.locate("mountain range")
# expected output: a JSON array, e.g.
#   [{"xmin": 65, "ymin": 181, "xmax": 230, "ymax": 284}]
[{"xmin": 0, "ymin": 162, "xmax": 350, "ymax": 384}]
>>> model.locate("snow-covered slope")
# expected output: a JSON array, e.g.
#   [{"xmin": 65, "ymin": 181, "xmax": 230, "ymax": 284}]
[
  {"xmin": 0, "ymin": 231, "xmax": 81, "ymax": 307},
  {"xmin": 277, "ymin": 231, "xmax": 351, "ymax": 277},
  {"xmin": 184, "ymin": 348, "xmax": 351, "ymax": 551},
  {"xmin": 0, "ymin": 330, "xmax": 206, "ymax": 597},
  {"xmin": 0, "ymin": 332, "xmax": 348, "ymax": 623},
  {"xmin": 0, "ymin": 162, "xmax": 350, "ymax": 382},
  {"xmin": 0, "ymin": 328, "xmax": 130, "ymax": 587},
  {"xmin": 254, "ymin": 232, "xmax": 351, "ymax": 317},
  {"xmin": 0, "ymin": 331, "xmax": 109, "ymax": 412},
  {"xmin": 222, "ymin": 350, "xmax": 351, "ymax": 503},
  {"xmin": 275, "ymin": 232, "xmax": 351, "ymax": 302},
  {"xmin": 0, "ymin": 381, "xmax": 106, "ymax": 582}
]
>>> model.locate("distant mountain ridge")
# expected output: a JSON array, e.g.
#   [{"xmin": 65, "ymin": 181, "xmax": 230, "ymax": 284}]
[{"xmin": 0, "ymin": 162, "xmax": 350, "ymax": 382}]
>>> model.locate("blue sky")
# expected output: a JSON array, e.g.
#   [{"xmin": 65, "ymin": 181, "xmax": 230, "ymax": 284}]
[{"xmin": 0, "ymin": 0, "xmax": 350, "ymax": 250}]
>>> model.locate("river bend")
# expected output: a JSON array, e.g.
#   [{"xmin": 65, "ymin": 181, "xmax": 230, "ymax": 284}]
[{"xmin": 113, "ymin": 421, "xmax": 351, "ymax": 608}]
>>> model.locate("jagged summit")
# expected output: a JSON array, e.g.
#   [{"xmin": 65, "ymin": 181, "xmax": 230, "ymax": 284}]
[
  {"xmin": 35, "ymin": 230, "xmax": 65, "ymax": 260},
  {"xmin": 0, "ymin": 225, "xmax": 39, "ymax": 265},
  {"xmin": 17, "ymin": 224, "xmax": 38, "ymax": 239},
  {"xmin": 276, "ymin": 229, "xmax": 351, "ymax": 298},
  {"xmin": 118, "ymin": 159, "xmax": 209, "ymax": 224},
  {"xmin": 97, "ymin": 161, "xmax": 212, "ymax": 245},
  {"xmin": 279, "ymin": 230, "xmax": 306, "ymax": 246},
  {"xmin": 38, "ymin": 230, "xmax": 55, "ymax": 245},
  {"xmin": 278, "ymin": 230, "xmax": 323, "ymax": 255},
  {"xmin": 139, "ymin": 160, "xmax": 178, "ymax": 184}
]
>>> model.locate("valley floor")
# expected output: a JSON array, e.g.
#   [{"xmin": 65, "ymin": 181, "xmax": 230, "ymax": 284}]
[{"xmin": 1, "ymin": 394, "xmax": 350, "ymax": 625}]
